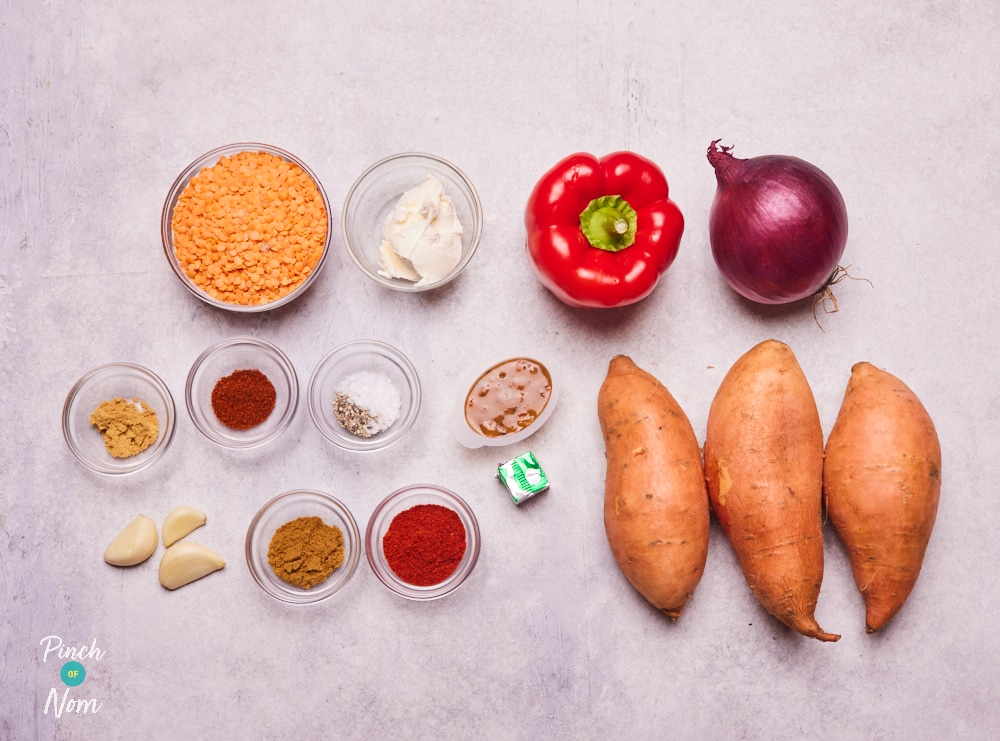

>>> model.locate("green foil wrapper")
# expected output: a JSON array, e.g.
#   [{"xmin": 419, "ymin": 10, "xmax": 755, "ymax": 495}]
[{"xmin": 497, "ymin": 451, "xmax": 549, "ymax": 505}]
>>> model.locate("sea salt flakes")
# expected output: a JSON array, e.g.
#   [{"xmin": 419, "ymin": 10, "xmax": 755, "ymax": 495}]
[{"xmin": 334, "ymin": 371, "xmax": 402, "ymax": 437}]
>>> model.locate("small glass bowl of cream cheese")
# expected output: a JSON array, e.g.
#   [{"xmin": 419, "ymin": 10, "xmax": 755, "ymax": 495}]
[{"xmin": 342, "ymin": 153, "xmax": 483, "ymax": 292}]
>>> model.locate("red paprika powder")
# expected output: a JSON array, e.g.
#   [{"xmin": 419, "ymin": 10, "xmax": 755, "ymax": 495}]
[
  {"xmin": 211, "ymin": 368, "xmax": 277, "ymax": 430},
  {"xmin": 382, "ymin": 504, "xmax": 467, "ymax": 586}
]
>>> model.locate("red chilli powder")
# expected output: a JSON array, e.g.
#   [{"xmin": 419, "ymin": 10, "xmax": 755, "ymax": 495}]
[
  {"xmin": 211, "ymin": 368, "xmax": 277, "ymax": 430},
  {"xmin": 382, "ymin": 504, "xmax": 467, "ymax": 586}
]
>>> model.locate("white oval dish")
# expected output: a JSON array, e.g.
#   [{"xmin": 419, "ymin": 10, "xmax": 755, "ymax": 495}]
[{"xmin": 449, "ymin": 351, "xmax": 559, "ymax": 449}]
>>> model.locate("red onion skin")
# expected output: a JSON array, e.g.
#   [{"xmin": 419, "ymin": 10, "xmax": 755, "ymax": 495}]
[{"xmin": 707, "ymin": 141, "xmax": 848, "ymax": 305}]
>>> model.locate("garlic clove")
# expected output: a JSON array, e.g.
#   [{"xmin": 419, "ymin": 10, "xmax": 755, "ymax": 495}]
[
  {"xmin": 158, "ymin": 541, "xmax": 225, "ymax": 590},
  {"xmin": 162, "ymin": 506, "xmax": 207, "ymax": 547},
  {"xmin": 104, "ymin": 515, "xmax": 158, "ymax": 567}
]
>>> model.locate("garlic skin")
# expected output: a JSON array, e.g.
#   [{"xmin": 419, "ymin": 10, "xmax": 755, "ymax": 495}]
[
  {"xmin": 162, "ymin": 506, "xmax": 207, "ymax": 547},
  {"xmin": 158, "ymin": 541, "xmax": 225, "ymax": 590},
  {"xmin": 104, "ymin": 515, "xmax": 158, "ymax": 566}
]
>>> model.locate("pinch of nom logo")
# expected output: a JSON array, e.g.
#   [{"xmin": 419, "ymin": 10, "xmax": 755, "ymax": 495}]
[{"xmin": 40, "ymin": 635, "xmax": 105, "ymax": 718}]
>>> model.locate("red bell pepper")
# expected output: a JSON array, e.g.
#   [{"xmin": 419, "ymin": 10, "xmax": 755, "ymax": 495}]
[{"xmin": 525, "ymin": 151, "xmax": 684, "ymax": 308}]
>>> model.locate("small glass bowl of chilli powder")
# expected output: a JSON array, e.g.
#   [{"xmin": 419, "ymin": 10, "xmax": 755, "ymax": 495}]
[
  {"xmin": 186, "ymin": 337, "xmax": 299, "ymax": 449},
  {"xmin": 246, "ymin": 490, "xmax": 361, "ymax": 604},
  {"xmin": 383, "ymin": 504, "xmax": 466, "ymax": 585},
  {"xmin": 366, "ymin": 484, "xmax": 481, "ymax": 601},
  {"xmin": 211, "ymin": 368, "xmax": 277, "ymax": 430}
]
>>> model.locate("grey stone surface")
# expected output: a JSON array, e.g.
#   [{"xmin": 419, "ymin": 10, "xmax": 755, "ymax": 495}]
[{"xmin": 3, "ymin": 1, "xmax": 999, "ymax": 739}]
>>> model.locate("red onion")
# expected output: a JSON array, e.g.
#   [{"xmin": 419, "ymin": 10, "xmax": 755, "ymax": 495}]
[{"xmin": 707, "ymin": 140, "xmax": 848, "ymax": 305}]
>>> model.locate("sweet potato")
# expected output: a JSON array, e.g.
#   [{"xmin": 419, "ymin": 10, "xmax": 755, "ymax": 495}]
[
  {"xmin": 824, "ymin": 362, "xmax": 941, "ymax": 633},
  {"xmin": 704, "ymin": 340, "xmax": 839, "ymax": 641},
  {"xmin": 598, "ymin": 355, "xmax": 710, "ymax": 619}
]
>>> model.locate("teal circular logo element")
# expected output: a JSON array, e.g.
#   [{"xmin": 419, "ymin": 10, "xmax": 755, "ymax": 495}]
[{"xmin": 60, "ymin": 661, "xmax": 86, "ymax": 687}]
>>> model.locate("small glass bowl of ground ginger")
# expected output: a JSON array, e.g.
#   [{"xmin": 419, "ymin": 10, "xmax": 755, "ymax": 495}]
[
  {"xmin": 161, "ymin": 143, "xmax": 333, "ymax": 312},
  {"xmin": 245, "ymin": 490, "xmax": 361, "ymax": 605},
  {"xmin": 185, "ymin": 337, "xmax": 298, "ymax": 449},
  {"xmin": 62, "ymin": 363, "xmax": 177, "ymax": 475},
  {"xmin": 365, "ymin": 484, "xmax": 481, "ymax": 601}
]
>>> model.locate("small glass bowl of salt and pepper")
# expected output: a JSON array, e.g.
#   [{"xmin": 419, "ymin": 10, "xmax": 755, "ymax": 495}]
[
  {"xmin": 185, "ymin": 337, "xmax": 299, "ymax": 450},
  {"xmin": 307, "ymin": 340, "xmax": 421, "ymax": 452}
]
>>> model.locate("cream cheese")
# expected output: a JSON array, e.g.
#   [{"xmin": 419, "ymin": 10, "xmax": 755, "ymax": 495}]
[{"xmin": 377, "ymin": 174, "xmax": 463, "ymax": 287}]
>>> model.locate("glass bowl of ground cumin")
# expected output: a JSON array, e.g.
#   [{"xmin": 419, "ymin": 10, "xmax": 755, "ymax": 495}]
[
  {"xmin": 185, "ymin": 337, "xmax": 298, "ymax": 449},
  {"xmin": 246, "ymin": 490, "xmax": 361, "ymax": 604},
  {"xmin": 62, "ymin": 363, "xmax": 177, "ymax": 475},
  {"xmin": 161, "ymin": 142, "xmax": 333, "ymax": 312},
  {"xmin": 365, "ymin": 484, "xmax": 481, "ymax": 601},
  {"xmin": 307, "ymin": 340, "xmax": 421, "ymax": 452}
]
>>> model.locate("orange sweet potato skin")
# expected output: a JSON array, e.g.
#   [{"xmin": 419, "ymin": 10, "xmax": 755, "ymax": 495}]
[
  {"xmin": 824, "ymin": 362, "xmax": 941, "ymax": 633},
  {"xmin": 704, "ymin": 340, "xmax": 839, "ymax": 642},
  {"xmin": 598, "ymin": 355, "xmax": 710, "ymax": 620}
]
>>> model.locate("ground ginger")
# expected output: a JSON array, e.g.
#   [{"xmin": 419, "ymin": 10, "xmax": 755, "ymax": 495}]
[{"xmin": 89, "ymin": 397, "xmax": 159, "ymax": 458}]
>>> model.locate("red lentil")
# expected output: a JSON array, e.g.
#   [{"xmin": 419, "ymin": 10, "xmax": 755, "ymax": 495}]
[{"xmin": 171, "ymin": 150, "xmax": 327, "ymax": 306}]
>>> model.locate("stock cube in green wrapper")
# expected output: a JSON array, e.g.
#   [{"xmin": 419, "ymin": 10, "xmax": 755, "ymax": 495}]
[{"xmin": 497, "ymin": 451, "xmax": 549, "ymax": 505}]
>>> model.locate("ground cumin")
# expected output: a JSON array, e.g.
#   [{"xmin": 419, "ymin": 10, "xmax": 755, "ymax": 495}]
[
  {"xmin": 89, "ymin": 397, "xmax": 159, "ymax": 458},
  {"xmin": 267, "ymin": 516, "xmax": 344, "ymax": 589}
]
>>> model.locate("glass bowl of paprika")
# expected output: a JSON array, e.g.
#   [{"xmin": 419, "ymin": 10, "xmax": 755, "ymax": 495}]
[
  {"xmin": 245, "ymin": 489, "xmax": 361, "ymax": 605},
  {"xmin": 62, "ymin": 362, "xmax": 177, "ymax": 475},
  {"xmin": 365, "ymin": 484, "xmax": 481, "ymax": 601},
  {"xmin": 185, "ymin": 337, "xmax": 298, "ymax": 449}
]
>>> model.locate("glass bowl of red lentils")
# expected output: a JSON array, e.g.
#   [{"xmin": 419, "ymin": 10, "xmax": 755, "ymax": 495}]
[
  {"xmin": 365, "ymin": 484, "xmax": 481, "ymax": 601},
  {"xmin": 342, "ymin": 152, "xmax": 483, "ymax": 292},
  {"xmin": 185, "ymin": 337, "xmax": 298, "ymax": 449},
  {"xmin": 161, "ymin": 142, "xmax": 333, "ymax": 312},
  {"xmin": 307, "ymin": 340, "xmax": 421, "ymax": 452},
  {"xmin": 246, "ymin": 489, "xmax": 361, "ymax": 605},
  {"xmin": 62, "ymin": 362, "xmax": 177, "ymax": 475}
]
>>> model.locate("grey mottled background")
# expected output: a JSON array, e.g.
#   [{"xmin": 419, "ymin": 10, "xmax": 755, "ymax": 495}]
[{"xmin": 3, "ymin": 1, "xmax": 999, "ymax": 739}]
